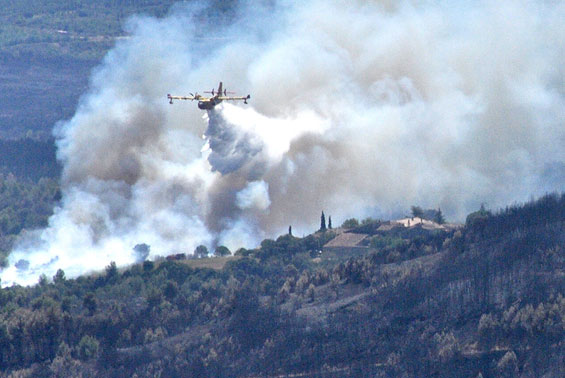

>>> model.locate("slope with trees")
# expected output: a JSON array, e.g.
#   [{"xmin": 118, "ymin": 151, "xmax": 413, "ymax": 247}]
[
  {"xmin": 0, "ymin": 138, "xmax": 61, "ymax": 266},
  {"xmin": 0, "ymin": 194, "xmax": 563, "ymax": 377}
]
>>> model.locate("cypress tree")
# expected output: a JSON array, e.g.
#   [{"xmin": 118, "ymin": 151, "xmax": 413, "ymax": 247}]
[
  {"xmin": 320, "ymin": 211, "xmax": 327, "ymax": 231},
  {"xmin": 434, "ymin": 208, "xmax": 445, "ymax": 224}
]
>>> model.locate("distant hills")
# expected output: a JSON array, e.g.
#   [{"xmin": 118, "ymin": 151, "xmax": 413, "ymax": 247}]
[
  {"xmin": 0, "ymin": 0, "xmax": 237, "ymax": 138},
  {"xmin": 0, "ymin": 1, "xmax": 181, "ymax": 62}
]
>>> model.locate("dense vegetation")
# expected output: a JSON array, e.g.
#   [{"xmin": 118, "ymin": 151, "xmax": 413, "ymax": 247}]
[
  {"xmin": 0, "ymin": 193, "xmax": 563, "ymax": 377},
  {"xmin": 0, "ymin": 0, "xmax": 184, "ymax": 61},
  {"xmin": 0, "ymin": 138, "xmax": 60, "ymax": 266}
]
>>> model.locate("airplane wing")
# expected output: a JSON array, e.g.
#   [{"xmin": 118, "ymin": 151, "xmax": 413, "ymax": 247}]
[
  {"xmin": 217, "ymin": 95, "xmax": 251, "ymax": 103},
  {"xmin": 167, "ymin": 94, "xmax": 209, "ymax": 103}
]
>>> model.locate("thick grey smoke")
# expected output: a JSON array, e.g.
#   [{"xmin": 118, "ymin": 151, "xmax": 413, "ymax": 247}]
[
  {"xmin": 205, "ymin": 110, "xmax": 266, "ymax": 175},
  {"xmin": 2, "ymin": 0, "xmax": 564, "ymax": 285}
]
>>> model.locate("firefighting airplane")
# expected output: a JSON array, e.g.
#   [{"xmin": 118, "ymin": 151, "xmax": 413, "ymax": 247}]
[{"xmin": 167, "ymin": 82, "xmax": 250, "ymax": 110}]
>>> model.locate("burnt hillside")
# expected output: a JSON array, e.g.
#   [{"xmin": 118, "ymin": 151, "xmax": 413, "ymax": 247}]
[{"xmin": 0, "ymin": 194, "xmax": 563, "ymax": 377}]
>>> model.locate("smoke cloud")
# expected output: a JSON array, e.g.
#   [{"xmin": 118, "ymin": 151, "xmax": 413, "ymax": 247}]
[{"xmin": 2, "ymin": 0, "xmax": 564, "ymax": 286}]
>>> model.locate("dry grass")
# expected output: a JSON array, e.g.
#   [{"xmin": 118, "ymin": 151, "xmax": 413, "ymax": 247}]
[{"xmin": 178, "ymin": 256, "xmax": 240, "ymax": 270}]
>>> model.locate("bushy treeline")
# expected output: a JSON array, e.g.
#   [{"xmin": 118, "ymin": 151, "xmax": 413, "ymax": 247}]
[
  {"xmin": 465, "ymin": 193, "xmax": 565, "ymax": 241},
  {"xmin": 0, "ymin": 175, "xmax": 59, "ymax": 234},
  {"xmin": 0, "ymin": 178, "xmax": 60, "ymax": 267},
  {"xmin": 0, "ymin": 194, "xmax": 564, "ymax": 377},
  {"xmin": 0, "ymin": 252, "xmax": 318, "ymax": 376},
  {"xmin": 0, "ymin": 138, "xmax": 61, "ymax": 266}
]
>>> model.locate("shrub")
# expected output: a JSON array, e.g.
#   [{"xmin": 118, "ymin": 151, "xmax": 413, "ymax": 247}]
[{"xmin": 77, "ymin": 335, "xmax": 99, "ymax": 361}]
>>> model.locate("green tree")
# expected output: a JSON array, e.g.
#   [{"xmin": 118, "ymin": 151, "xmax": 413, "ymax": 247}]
[
  {"xmin": 497, "ymin": 350, "xmax": 518, "ymax": 377},
  {"xmin": 105, "ymin": 261, "xmax": 118, "ymax": 281},
  {"xmin": 434, "ymin": 208, "xmax": 445, "ymax": 224},
  {"xmin": 61, "ymin": 296, "xmax": 71, "ymax": 313},
  {"xmin": 146, "ymin": 288, "xmax": 163, "ymax": 309},
  {"xmin": 53, "ymin": 269, "xmax": 65, "ymax": 284},
  {"xmin": 83, "ymin": 293, "xmax": 97, "ymax": 316},
  {"xmin": 258, "ymin": 239, "xmax": 279, "ymax": 260},
  {"xmin": 478, "ymin": 313, "xmax": 499, "ymax": 349},
  {"xmin": 465, "ymin": 203, "xmax": 491, "ymax": 227},
  {"xmin": 163, "ymin": 280, "xmax": 178, "ymax": 301},
  {"xmin": 411, "ymin": 205, "xmax": 424, "ymax": 218},
  {"xmin": 0, "ymin": 323, "xmax": 9, "ymax": 366},
  {"xmin": 143, "ymin": 260, "xmax": 154, "ymax": 272},
  {"xmin": 214, "ymin": 245, "xmax": 231, "ymax": 257},
  {"xmin": 320, "ymin": 211, "xmax": 326, "ymax": 231},
  {"xmin": 195, "ymin": 245, "xmax": 209, "ymax": 258},
  {"xmin": 341, "ymin": 218, "xmax": 359, "ymax": 228},
  {"xmin": 38, "ymin": 273, "xmax": 49, "ymax": 287},
  {"xmin": 77, "ymin": 335, "xmax": 99, "ymax": 361},
  {"xmin": 234, "ymin": 247, "xmax": 251, "ymax": 256}
]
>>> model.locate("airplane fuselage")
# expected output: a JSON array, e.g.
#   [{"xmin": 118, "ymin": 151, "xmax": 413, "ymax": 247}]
[{"xmin": 198, "ymin": 98, "xmax": 221, "ymax": 110}]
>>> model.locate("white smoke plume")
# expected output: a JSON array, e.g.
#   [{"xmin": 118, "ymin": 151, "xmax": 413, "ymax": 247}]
[{"xmin": 2, "ymin": 0, "xmax": 564, "ymax": 286}]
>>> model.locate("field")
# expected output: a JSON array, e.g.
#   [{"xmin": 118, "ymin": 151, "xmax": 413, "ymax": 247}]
[{"xmin": 178, "ymin": 255, "xmax": 240, "ymax": 270}]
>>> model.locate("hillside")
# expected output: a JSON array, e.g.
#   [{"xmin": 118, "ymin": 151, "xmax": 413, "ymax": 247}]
[
  {"xmin": 0, "ymin": 194, "xmax": 563, "ymax": 377},
  {"xmin": 0, "ymin": 0, "xmax": 238, "ymax": 138},
  {"xmin": 0, "ymin": 1, "xmax": 192, "ymax": 62},
  {"xmin": 0, "ymin": 137, "xmax": 60, "ymax": 266}
]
